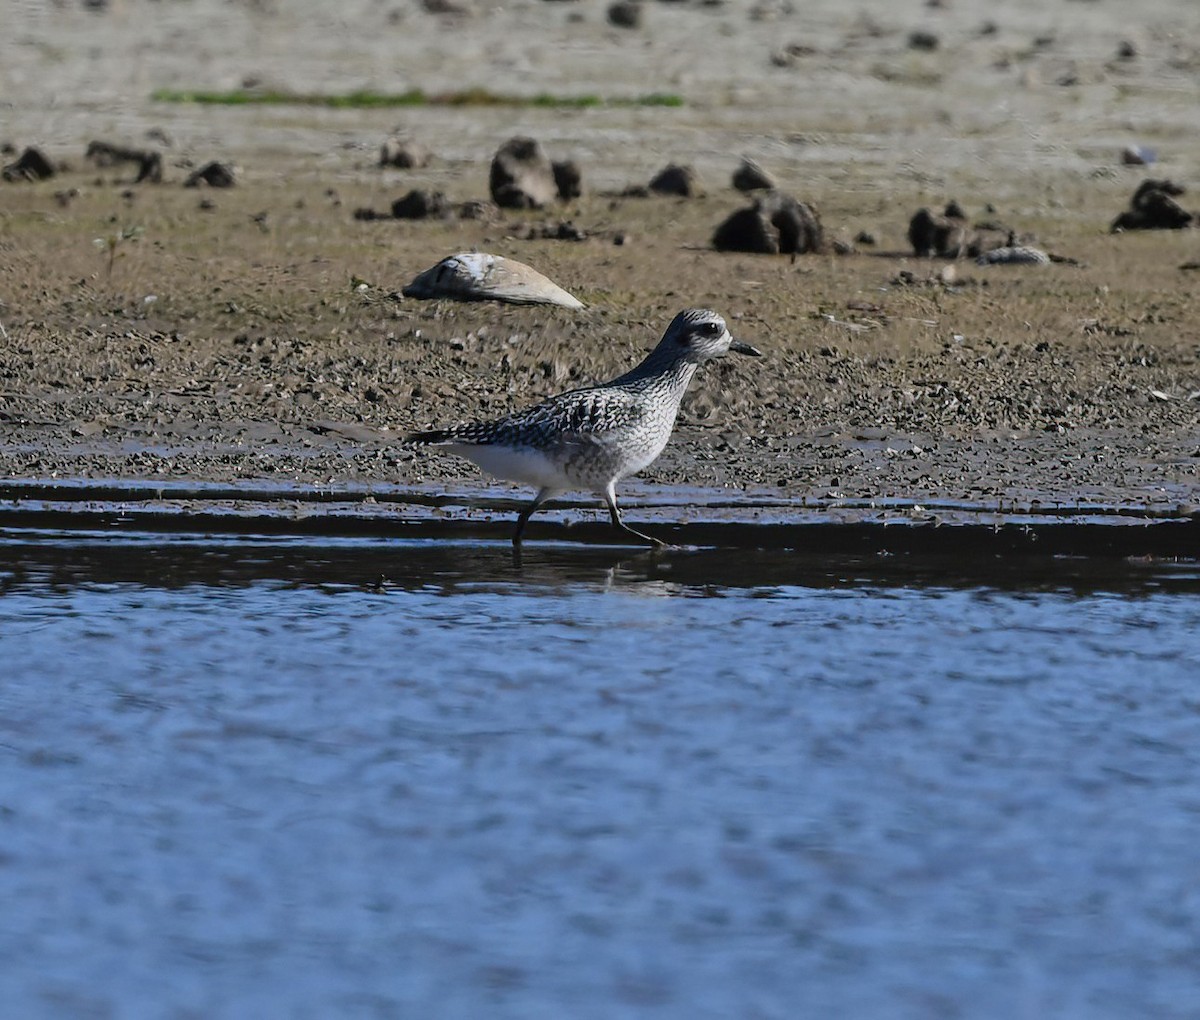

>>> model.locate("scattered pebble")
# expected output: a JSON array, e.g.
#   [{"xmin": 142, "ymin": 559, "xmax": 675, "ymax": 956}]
[
  {"xmin": 391, "ymin": 189, "xmax": 451, "ymax": 219},
  {"xmin": 607, "ymin": 1, "xmax": 643, "ymax": 28},
  {"xmin": 713, "ymin": 190, "xmax": 823, "ymax": 255},
  {"xmin": 732, "ymin": 157, "xmax": 776, "ymax": 192},
  {"xmin": 184, "ymin": 161, "xmax": 237, "ymax": 188},
  {"xmin": 648, "ymin": 163, "xmax": 702, "ymax": 197},
  {"xmin": 490, "ymin": 136, "xmax": 559, "ymax": 209},
  {"xmin": 85, "ymin": 141, "xmax": 162, "ymax": 183},
  {"xmin": 379, "ymin": 137, "xmax": 432, "ymax": 169},
  {"xmin": 2, "ymin": 147, "xmax": 56, "ymax": 182},
  {"xmin": 1111, "ymin": 179, "xmax": 1193, "ymax": 232}
]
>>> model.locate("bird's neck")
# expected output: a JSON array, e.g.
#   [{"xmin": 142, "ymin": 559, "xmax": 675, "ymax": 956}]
[{"xmin": 613, "ymin": 350, "xmax": 698, "ymax": 398}]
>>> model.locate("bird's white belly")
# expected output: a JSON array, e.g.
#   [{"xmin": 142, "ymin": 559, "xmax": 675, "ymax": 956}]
[
  {"xmin": 447, "ymin": 423, "xmax": 673, "ymax": 492},
  {"xmin": 449, "ymin": 442, "xmax": 576, "ymax": 490}
]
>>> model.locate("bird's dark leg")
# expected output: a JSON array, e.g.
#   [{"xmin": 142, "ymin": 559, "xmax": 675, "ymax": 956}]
[
  {"xmin": 604, "ymin": 484, "xmax": 665, "ymax": 547},
  {"xmin": 512, "ymin": 487, "xmax": 557, "ymax": 548}
]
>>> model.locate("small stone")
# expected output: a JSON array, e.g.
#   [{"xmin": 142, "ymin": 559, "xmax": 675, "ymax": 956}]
[
  {"xmin": 1120, "ymin": 145, "xmax": 1154, "ymax": 166},
  {"xmin": 712, "ymin": 190, "xmax": 823, "ymax": 255},
  {"xmin": 184, "ymin": 161, "xmax": 236, "ymax": 188},
  {"xmin": 907, "ymin": 205, "xmax": 968, "ymax": 258},
  {"xmin": 552, "ymin": 159, "xmax": 583, "ymax": 200},
  {"xmin": 1111, "ymin": 179, "xmax": 1192, "ymax": 232},
  {"xmin": 732, "ymin": 157, "xmax": 776, "ymax": 192},
  {"xmin": 490, "ymin": 136, "xmax": 557, "ymax": 209},
  {"xmin": 546, "ymin": 220, "xmax": 587, "ymax": 241},
  {"xmin": 770, "ymin": 42, "xmax": 818, "ymax": 67},
  {"xmin": 457, "ymin": 199, "xmax": 498, "ymax": 221},
  {"xmin": 2, "ymin": 147, "xmax": 56, "ymax": 182},
  {"xmin": 421, "ymin": 0, "xmax": 472, "ymax": 13},
  {"xmin": 85, "ymin": 141, "xmax": 162, "ymax": 183},
  {"xmin": 649, "ymin": 163, "xmax": 701, "ymax": 197},
  {"xmin": 391, "ymin": 189, "xmax": 451, "ymax": 219},
  {"xmin": 607, "ymin": 1, "xmax": 643, "ymax": 28},
  {"xmin": 379, "ymin": 137, "xmax": 432, "ymax": 169}
]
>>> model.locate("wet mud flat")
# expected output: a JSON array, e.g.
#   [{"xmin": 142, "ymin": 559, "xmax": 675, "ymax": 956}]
[
  {"xmin": 6, "ymin": 527, "xmax": 1200, "ymax": 599},
  {"xmin": 1, "ymin": 478, "xmax": 1197, "ymax": 564},
  {"xmin": 3, "ymin": 0, "xmax": 1200, "ymax": 528},
  {"xmin": 5, "ymin": 521, "xmax": 1200, "ymax": 610}
]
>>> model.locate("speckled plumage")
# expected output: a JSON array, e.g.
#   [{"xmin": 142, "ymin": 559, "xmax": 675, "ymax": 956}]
[{"xmin": 407, "ymin": 308, "xmax": 761, "ymax": 547}]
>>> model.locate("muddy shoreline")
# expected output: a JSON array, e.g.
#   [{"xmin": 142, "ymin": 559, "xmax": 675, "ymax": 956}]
[
  {"xmin": 2, "ymin": 478, "xmax": 1196, "ymax": 560},
  {"xmin": 3, "ymin": 0, "xmax": 1199, "ymax": 531}
]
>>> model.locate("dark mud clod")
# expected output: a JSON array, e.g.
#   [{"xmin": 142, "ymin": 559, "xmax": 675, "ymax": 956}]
[
  {"xmin": 85, "ymin": 141, "xmax": 163, "ymax": 183},
  {"xmin": 908, "ymin": 205, "xmax": 968, "ymax": 257},
  {"xmin": 713, "ymin": 190, "xmax": 823, "ymax": 255},
  {"xmin": 525, "ymin": 220, "xmax": 587, "ymax": 241},
  {"xmin": 489, "ymin": 136, "xmax": 559, "ymax": 209},
  {"xmin": 184, "ymin": 161, "xmax": 237, "ymax": 188},
  {"xmin": 379, "ymin": 137, "xmax": 432, "ymax": 169},
  {"xmin": 2, "ymin": 147, "xmax": 56, "ymax": 182},
  {"xmin": 907, "ymin": 201, "xmax": 1028, "ymax": 259},
  {"xmin": 732, "ymin": 157, "xmax": 776, "ymax": 192},
  {"xmin": 391, "ymin": 189, "xmax": 452, "ymax": 219},
  {"xmin": 607, "ymin": 1, "xmax": 643, "ymax": 28},
  {"xmin": 552, "ymin": 160, "xmax": 583, "ymax": 201},
  {"xmin": 649, "ymin": 163, "xmax": 702, "ymax": 197},
  {"xmin": 1111, "ymin": 179, "xmax": 1193, "ymax": 232}
]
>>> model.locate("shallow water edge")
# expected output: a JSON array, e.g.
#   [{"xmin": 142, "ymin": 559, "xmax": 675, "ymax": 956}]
[{"xmin": 1, "ymin": 478, "xmax": 1197, "ymax": 562}]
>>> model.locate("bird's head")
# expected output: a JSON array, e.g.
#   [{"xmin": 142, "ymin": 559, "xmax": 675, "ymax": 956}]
[{"xmin": 661, "ymin": 308, "xmax": 762, "ymax": 364}]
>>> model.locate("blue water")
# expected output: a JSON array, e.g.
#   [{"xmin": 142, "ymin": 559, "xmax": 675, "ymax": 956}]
[{"xmin": 2, "ymin": 536, "xmax": 1200, "ymax": 1019}]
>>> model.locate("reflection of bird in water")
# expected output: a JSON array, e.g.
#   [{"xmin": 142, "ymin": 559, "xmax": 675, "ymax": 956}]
[{"xmin": 408, "ymin": 308, "xmax": 761, "ymax": 548}]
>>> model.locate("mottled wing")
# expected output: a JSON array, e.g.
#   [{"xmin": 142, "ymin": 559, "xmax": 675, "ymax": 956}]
[{"xmin": 451, "ymin": 385, "xmax": 645, "ymax": 450}]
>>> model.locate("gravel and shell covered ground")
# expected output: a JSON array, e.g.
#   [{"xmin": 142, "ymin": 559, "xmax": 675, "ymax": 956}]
[{"xmin": 2, "ymin": 0, "xmax": 1199, "ymax": 521}]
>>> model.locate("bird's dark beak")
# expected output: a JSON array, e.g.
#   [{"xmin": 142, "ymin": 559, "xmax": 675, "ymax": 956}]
[{"xmin": 729, "ymin": 338, "xmax": 762, "ymax": 357}]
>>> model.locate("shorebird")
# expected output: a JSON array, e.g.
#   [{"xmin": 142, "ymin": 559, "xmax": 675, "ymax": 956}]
[{"xmin": 407, "ymin": 308, "xmax": 761, "ymax": 547}]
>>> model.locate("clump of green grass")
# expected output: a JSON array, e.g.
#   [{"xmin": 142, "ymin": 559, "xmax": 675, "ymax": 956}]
[{"xmin": 151, "ymin": 88, "xmax": 684, "ymax": 109}]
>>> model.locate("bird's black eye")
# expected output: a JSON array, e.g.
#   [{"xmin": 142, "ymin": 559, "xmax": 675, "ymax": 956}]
[{"xmin": 700, "ymin": 321, "xmax": 723, "ymax": 336}]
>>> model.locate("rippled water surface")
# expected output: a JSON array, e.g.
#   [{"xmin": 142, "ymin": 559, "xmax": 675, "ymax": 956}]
[{"xmin": 2, "ymin": 535, "xmax": 1200, "ymax": 1019}]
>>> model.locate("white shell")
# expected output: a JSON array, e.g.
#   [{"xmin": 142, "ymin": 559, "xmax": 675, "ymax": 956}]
[{"xmin": 401, "ymin": 252, "xmax": 585, "ymax": 309}]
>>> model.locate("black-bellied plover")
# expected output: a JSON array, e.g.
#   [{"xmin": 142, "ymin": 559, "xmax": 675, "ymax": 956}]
[{"xmin": 407, "ymin": 308, "xmax": 761, "ymax": 547}]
